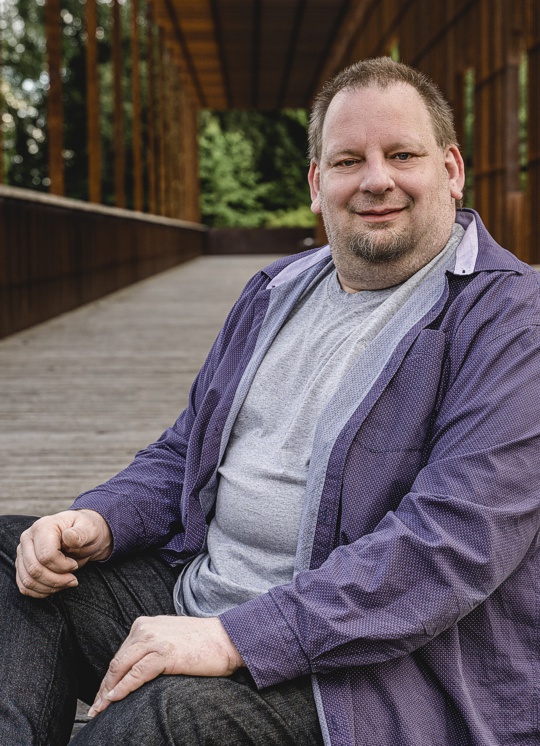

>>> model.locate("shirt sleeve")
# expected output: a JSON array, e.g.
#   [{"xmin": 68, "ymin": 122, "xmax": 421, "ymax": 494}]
[
  {"xmin": 220, "ymin": 273, "xmax": 540, "ymax": 688},
  {"xmin": 71, "ymin": 271, "xmax": 267, "ymax": 558}
]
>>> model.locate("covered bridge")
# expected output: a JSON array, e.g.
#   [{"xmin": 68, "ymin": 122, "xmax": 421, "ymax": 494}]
[{"xmin": 1, "ymin": 0, "xmax": 539, "ymax": 338}]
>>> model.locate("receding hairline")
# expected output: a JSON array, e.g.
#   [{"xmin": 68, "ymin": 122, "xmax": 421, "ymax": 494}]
[
  {"xmin": 321, "ymin": 81, "xmax": 439, "ymax": 144},
  {"xmin": 308, "ymin": 58, "xmax": 458, "ymax": 163}
]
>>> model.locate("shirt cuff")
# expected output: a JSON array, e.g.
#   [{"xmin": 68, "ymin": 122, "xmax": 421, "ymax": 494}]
[{"xmin": 219, "ymin": 591, "xmax": 311, "ymax": 689}]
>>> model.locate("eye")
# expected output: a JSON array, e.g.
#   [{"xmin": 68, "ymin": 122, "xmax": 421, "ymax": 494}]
[
  {"xmin": 393, "ymin": 152, "xmax": 413, "ymax": 162},
  {"xmin": 336, "ymin": 158, "xmax": 358, "ymax": 167}
]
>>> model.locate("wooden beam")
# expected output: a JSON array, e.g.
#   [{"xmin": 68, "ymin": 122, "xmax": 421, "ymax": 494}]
[
  {"xmin": 276, "ymin": 0, "xmax": 306, "ymax": 109},
  {"xmin": 251, "ymin": 0, "xmax": 261, "ymax": 108},
  {"xmin": 85, "ymin": 0, "xmax": 101, "ymax": 203},
  {"xmin": 157, "ymin": 28, "xmax": 167, "ymax": 215},
  {"xmin": 112, "ymin": 0, "xmax": 125, "ymax": 208},
  {"xmin": 45, "ymin": 0, "xmax": 64, "ymax": 195},
  {"xmin": 146, "ymin": 1, "xmax": 157, "ymax": 214},
  {"xmin": 161, "ymin": 0, "xmax": 207, "ymax": 107},
  {"xmin": 131, "ymin": 0, "xmax": 143, "ymax": 211},
  {"xmin": 209, "ymin": 0, "xmax": 232, "ymax": 108},
  {"xmin": 310, "ymin": 0, "xmax": 372, "ymax": 103}
]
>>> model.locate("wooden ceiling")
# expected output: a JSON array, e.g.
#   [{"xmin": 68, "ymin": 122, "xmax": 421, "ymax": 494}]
[{"xmin": 153, "ymin": 0, "xmax": 363, "ymax": 110}]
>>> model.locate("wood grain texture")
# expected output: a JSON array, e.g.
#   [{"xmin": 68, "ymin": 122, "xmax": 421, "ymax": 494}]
[{"xmin": 0, "ymin": 255, "xmax": 280, "ymax": 517}]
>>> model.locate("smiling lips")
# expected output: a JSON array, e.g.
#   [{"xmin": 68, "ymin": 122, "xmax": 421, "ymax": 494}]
[{"xmin": 356, "ymin": 206, "xmax": 408, "ymax": 222}]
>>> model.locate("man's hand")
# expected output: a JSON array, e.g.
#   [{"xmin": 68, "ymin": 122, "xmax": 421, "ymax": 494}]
[
  {"xmin": 88, "ymin": 615, "xmax": 245, "ymax": 718},
  {"xmin": 16, "ymin": 509, "xmax": 113, "ymax": 598}
]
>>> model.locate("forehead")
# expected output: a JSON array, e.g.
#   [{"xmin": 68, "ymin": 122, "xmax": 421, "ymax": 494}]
[{"xmin": 321, "ymin": 83, "xmax": 437, "ymax": 152}]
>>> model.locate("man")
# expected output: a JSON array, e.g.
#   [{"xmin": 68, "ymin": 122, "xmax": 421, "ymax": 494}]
[{"xmin": 1, "ymin": 57, "xmax": 539, "ymax": 745}]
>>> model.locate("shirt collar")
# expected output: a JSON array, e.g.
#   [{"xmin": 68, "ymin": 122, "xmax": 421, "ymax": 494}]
[{"xmin": 451, "ymin": 210, "xmax": 478, "ymax": 276}]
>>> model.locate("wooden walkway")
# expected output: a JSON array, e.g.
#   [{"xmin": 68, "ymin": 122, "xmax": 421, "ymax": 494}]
[
  {"xmin": 0, "ymin": 255, "xmax": 279, "ymax": 518},
  {"xmin": 1, "ymin": 254, "xmax": 281, "ymax": 739}
]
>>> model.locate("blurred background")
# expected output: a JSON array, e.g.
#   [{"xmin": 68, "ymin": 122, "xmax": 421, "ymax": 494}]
[{"xmin": 1, "ymin": 0, "xmax": 539, "ymax": 339}]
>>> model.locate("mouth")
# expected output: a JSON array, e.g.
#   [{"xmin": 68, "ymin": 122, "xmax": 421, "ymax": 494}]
[{"xmin": 355, "ymin": 206, "xmax": 408, "ymax": 222}]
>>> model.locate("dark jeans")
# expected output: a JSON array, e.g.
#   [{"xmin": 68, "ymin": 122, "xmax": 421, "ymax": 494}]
[{"xmin": 0, "ymin": 516, "xmax": 323, "ymax": 746}]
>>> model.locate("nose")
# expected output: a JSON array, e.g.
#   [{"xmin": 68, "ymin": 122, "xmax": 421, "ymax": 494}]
[{"xmin": 358, "ymin": 157, "xmax": 395, "ymax": 194}]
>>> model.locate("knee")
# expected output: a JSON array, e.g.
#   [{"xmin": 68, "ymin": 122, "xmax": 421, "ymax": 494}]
[
  {"xmin": 0, "ymin": 515, "xmax": 38, "ymax": 567},
  {"xmin": 73, "ymin": 676, "xmax": 249, "ymax": 746}
]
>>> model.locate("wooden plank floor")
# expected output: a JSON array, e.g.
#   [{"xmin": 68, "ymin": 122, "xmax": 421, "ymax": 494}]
[
  {"xmin": 0, "ymin": 255, "xmax": 281, "ymax": 738},
  {"xmin": 0, "ymin": 255, "xmax": 280, "ymax": 517}
]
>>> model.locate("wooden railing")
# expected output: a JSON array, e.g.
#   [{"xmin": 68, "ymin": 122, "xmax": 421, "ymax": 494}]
[{"xmin": 0, "ymin": 186, "xmax": 206, "ymax": 339}]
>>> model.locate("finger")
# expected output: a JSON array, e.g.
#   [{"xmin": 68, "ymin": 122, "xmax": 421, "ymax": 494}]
[
  {"xmin": 90, "ymin": 634, "xmax": 144, "ymax": 711},
  {"xmin": 20, "ymin": 525, "xmax": 79, "ymax": 575},
  {"xmin": 61, "ymin": 511, "xmax": 113, "ymax": 562},
  {"xmin": 89, "ymin": 653, "xmax": 166, "ymax": 717},
  {"xmin": 16, "ymin": 539, "xmax": 78, "ymax": 594},
  {"xmin": 61, "ymin": 526, "xmax": 87, "ymax": 553}
]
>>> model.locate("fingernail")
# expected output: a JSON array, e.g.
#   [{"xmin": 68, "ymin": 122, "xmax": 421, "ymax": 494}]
[
  {"xmin": 106, "ymin": 688, "xmax": 116, "ymax": 700},
  {"xmin": 88, "ymin": 697, "xmax": 100, "ymax": 717},
  {"xmin": 67, "ymin": 578, "xmax": 78, "ymax": 587}
]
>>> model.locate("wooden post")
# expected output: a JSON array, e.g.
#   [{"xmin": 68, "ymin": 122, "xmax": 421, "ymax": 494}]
[
  {"xmin": 45, "ymin": 0, "xmax": 64, "ymax": 195},
  {"xmin": 146, "ymin": 1, "xmax": 157, "ymax": 215},
  {"xmin": 131, "ymin": 0, "xmax": 143, "ymax": 211},
  {"xmin": 528, "ymin": 0, "xmax": 540, "ymax": 262},
  {"xmin": 188, "ymin": 97, "xmax": 200, "ymax": 222},
  {"xmin": 157, "ymin": 28, "xmax": 167, "ymax": 216},
  {"xmin": 171, "ymin": 59, "xmax": 181, "ymax": 218},
  {"xmin": 86, "ymin": 0, "xmax": 101, "ymax": 203},
  {"xmin": 112, "ymin": 0, "xmax": 125, "ymax": 207},
  {"xmin": 162, "ymin": 46, "xmax": 172, "ymax": 217}
]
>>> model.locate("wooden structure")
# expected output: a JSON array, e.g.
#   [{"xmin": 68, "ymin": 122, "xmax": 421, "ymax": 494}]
[
  {"xmin": 0, "ymin": 254, "xmax": 273, "ymax": 517},
  {"xmin": 1, "ymin": 0, "xmax": 540, "ymax": 338},
  {"xmin": 26, "ymin": 0, "xmax": 540, "ymax": 262},
  {"xmin": 0, "ymin": 185, "xmax": 205, "ymax": 339}
]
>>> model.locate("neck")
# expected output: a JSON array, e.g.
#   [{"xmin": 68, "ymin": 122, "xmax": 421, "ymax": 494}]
[{"xmin": 336, "ymin": 248, "xmax": 443, "ymax": 292}]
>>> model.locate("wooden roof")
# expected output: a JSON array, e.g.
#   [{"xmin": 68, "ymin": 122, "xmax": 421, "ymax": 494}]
[{"xmin": 153, "ymin": 0, "xmax": 360, "ymax": 110}]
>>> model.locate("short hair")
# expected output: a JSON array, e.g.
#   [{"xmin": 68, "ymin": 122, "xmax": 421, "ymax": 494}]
[{"xmin": 308, "ymin": 56, "xmax": 458, "ymax": 163}]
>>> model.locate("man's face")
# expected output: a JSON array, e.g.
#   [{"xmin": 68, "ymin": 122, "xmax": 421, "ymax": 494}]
[{"xmin": 308, "ymin": 84, "xmax": 464, "ymax": 274}]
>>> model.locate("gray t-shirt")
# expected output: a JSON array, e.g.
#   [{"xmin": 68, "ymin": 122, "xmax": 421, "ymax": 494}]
[{"xmin": 176, "ymin": 225, "xmax": 464, "ymax": 617}]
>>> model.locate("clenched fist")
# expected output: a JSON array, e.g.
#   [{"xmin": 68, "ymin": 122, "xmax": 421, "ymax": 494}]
[{"xmin": 16, "ymin": 509, "xmax": 113, "ymax": 598}]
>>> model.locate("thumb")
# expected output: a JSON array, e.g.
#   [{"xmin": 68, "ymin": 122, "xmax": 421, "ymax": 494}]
[{"xmin": 61, "ymin": 526, "xmax": 87, "ymax": 551}]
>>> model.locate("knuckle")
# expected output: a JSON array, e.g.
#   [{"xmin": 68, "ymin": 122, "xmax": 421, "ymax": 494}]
[
  {"xmin": 19, "ymin": 571, "xmax": 38, "ymax": 590},
  {"xmin": 159, "ymin": 641, "xmax": 175, "ymax": 659},
  {"xmin": 130, "ymin": 660, "xmax": 149, "ymax": 679},
  {"xmin": 132, "ymin": 617, "xmax": 152, "ymax": 638},
  {"xmin": 25, "ymin": 559, "xmax": 44, "ymax": 580},
  {"xmin": 108, "ymin": 657, "xmax": 122, "ymax": 674}
]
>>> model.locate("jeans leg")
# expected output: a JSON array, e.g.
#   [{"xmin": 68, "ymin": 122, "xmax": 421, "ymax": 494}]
[
  {"xmin": 70, "ymin": 670, "xmax": 324, "ymax": 746},
  {"xmin": 0, "ymin": 515, "xmax": 179, "ymax": 746}
]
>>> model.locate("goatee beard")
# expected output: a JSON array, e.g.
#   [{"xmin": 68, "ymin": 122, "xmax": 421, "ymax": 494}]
[{"xmin": 348, "ymin": 230, "xmax": 410, "ymax": 264}]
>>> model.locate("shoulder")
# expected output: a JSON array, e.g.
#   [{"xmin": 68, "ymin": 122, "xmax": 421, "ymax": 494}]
[{"xmin": 445, "ymin": 211, "xmax": 540, "ymax": 338}]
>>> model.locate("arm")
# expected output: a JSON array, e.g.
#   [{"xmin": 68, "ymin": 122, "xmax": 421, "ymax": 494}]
[
  {"xmin": 70, "ymin": 271, "xmax": 268, "ymax": 559},
  {"xmin": 220, "ymin": 287, "xmax": 540, "ymax": 687}
]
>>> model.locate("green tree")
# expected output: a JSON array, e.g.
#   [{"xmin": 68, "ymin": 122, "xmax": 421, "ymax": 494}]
[
  {"xmin": 200, "ymin": 109, "xmax": 315, "ymax": 228},
  {"xmin": 0, "ymin": 0, "xmax": 48, "ymax": 189}
]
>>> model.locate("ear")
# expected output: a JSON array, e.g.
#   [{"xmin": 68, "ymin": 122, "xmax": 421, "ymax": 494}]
[
  {"xmin": 308, "ymin": 161, "xmax": 322, "ymax": 215},
  {"xmin": 445, "ymin": 145, "xmax": 465, "ymax": 201}
]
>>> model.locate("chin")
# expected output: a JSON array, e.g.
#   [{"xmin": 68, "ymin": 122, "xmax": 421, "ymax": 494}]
[{"xmin": 348, "ymin": 232, "xmax": 411, "ymax": 265}]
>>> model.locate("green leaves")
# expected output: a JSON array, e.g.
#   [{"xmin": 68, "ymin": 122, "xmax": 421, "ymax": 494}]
[{"xmin": 199, "ymin": 109, "xmax": 315, "ymax": 228}]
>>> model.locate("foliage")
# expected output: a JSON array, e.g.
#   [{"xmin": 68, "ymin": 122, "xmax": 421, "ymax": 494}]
[
  {"xmin": 199, "ymin": 111, "xmax": 268, "ymax": 227},
  {"xmin": 0, "ymin": 0, "xmax": 48, "ymax": 189},
  {"xmin": 199, "ymin": 108, "xmax": 315, "ymax": 228},
  {"xmin": 1, "ymin": 0, "xmax": 315, "ymax": 226}
]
